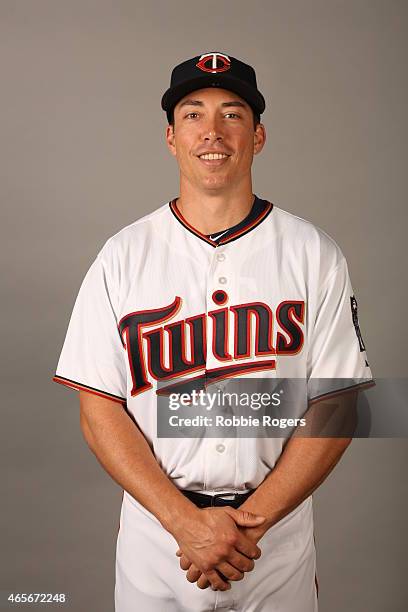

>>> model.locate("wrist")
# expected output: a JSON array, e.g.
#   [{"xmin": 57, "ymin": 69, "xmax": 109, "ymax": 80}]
[
  {"xmin": 159, "ymin": 496, "xmax": 201, "ymax": 537},
  {"xmin": 239, "ymin": 498, "xmax": 276, "ymax": 531}
]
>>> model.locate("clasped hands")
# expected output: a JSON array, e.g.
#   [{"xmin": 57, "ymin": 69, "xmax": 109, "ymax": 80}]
[{"xmin": 173, "ymin": 505, "xmax": 267, "ymax": 591}]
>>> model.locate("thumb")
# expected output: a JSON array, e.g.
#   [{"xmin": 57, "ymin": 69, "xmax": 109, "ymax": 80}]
[{"xmin": 225, "ymin": 507, "xmax": 266, "ymax": 527}]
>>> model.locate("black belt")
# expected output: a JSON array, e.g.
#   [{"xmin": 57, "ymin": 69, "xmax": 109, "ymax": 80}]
[{"xmin": 182, "ymin": 489, "xmax": 254, "ymax": 509}]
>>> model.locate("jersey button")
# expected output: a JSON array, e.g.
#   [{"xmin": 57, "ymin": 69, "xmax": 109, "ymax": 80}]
[
  {"xmin": 216, "ymin": 253, "xmax": 226, "ymax": 262},
  {"xmin": 218, "ymin": 276, "xmax": 227, "ymax": 284},
  {"xmin": 216, "ymin": 443, "xmax": 226, "ymax": 453}
]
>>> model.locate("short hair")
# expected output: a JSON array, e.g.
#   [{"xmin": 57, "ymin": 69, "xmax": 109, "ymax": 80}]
[{"xmin": 168, "ymin": 107, "xmax": 261, "ymax": 130}]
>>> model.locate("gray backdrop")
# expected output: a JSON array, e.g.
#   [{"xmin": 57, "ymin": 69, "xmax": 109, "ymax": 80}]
[{"xmin": 1, "ymin": 1, "xmax": 407, "ymax": 611}]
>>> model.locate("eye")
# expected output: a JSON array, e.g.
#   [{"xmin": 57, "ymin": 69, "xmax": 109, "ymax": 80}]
[
  {"xmin": 185, "ymin": 112, "xmax": 200, "ymax": 119},
  {"xmin": 224, "ymin": 112, "xmax": 240, "ymax": 119}
]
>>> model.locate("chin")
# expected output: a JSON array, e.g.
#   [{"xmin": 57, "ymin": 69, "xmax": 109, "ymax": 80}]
[
  {"xmin": 201, "ymin": 183, "xmax": 229, "ymax": 194},
  {"xmin": 201, "ymin": 175, "xmax": 230, "ymax": 190}
]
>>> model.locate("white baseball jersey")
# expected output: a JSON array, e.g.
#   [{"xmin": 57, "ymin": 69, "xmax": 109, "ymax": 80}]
[{"xmin": 54, "ymin": 196, "xmax": 373, "ymax": 611}]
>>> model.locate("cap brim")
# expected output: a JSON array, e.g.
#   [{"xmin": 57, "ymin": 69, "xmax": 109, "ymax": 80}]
[{"xmin": 161, "ymin": 74, "xmax": 265, "ymax": 118}]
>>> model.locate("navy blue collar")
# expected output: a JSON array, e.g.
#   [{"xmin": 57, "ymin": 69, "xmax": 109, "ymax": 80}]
[
  {"xmin": 169, "ymin": 196, "xmax": 273, "ymax": 247},
  {"xmin": 206, "ymin": 196, "xmax": 269, "ymax": 243}
]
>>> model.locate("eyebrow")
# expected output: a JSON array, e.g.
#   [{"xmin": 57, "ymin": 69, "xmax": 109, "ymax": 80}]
[{"xmin": 178, "ymin": 99, "xmax": 248, "ymax": 110}]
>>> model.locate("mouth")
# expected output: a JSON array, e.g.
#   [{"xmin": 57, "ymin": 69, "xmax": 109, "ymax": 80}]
[{"xmin": 196, "ymin": 152, "xmax": 231, "ymax": 166}]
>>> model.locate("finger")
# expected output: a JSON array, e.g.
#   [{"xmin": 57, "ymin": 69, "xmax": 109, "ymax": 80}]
[
  {"xmin": 215, "ymin": 561, "xmax": 244, "ymax": 581},
  {"xmin": 196, "ymin": 574, "xmax": 211, "ymax": 590},
  {"xmin": 225, "ymin": 507, "xmax": 266, "ymax": 527},
  {"xmin": 224, "ymin": 549, "xmax": 255, "ymax": 573},
  {"xmin": 186, "ymin": 564, "xmax": 202, "ymax": 583},
  {"xmin": 203, "ymin": 569, "xmax": 230, "ymax": 591},
  {"xmin": 179, "ymin": 554, "xmax": 193, "ymax": 571},
  {"xmin": 235, "ymin": 535, "xmax": 262, "ymax": 560}
]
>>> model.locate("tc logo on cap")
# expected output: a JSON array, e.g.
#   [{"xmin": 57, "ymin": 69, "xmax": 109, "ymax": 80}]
[{"xmin": 196, "ymin": 53, "xmax": 231, "ymax": 73}]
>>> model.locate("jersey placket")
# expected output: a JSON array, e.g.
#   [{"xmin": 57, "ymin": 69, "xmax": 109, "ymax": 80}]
[{"xmin": 202, "ymin": 244, "xmax": 240, "ymax": 493}]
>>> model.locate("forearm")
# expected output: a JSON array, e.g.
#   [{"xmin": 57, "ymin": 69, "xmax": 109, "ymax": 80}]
[
  {"xmin": 79, "ymin": 392, "xmax": 265, "ymax": 591},
  {"xmin": 79, "ymin": 391, "xmax": 198, "ymax": 533},
  {"xmin": 240, "ymin": 392, "xmax": 357, "ymax": 534},
  {"xmin": 240, "ymin": 435, "xmax": 351, "ymax": 534}
]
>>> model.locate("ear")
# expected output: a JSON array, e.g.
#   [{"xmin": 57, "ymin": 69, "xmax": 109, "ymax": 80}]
[
  {"xmin": 166, "ymin": 124, "xmax": 177, "ymax": 157},
  {"xmin": 253, "ymin": 123, "xmax": 266, "ymax": 155}
]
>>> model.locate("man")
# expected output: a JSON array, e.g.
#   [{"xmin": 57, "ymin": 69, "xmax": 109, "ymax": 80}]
[{"xmin": 53, "ymin": 52, "xmax": 374, "ymax": 611}]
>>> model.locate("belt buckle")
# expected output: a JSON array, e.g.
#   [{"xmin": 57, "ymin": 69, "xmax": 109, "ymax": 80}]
[{"xmin": 211, "ymin": 491, "xmax": 239, "ymax": 507}]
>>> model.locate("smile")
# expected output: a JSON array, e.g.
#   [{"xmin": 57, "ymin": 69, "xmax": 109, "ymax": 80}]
[{"xmin": 198, "ymin": 153, "xmax": 229, "ymax": 160}]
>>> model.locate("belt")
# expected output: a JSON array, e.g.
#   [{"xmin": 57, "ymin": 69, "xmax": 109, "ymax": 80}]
[{"xmin": 182, "ymin": 489, "xmax": 255, "ymax": 509}]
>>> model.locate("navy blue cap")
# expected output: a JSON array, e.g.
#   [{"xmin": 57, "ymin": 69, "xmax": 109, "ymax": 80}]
[{"xmin": 161, "ymin": 52, "xmax": 265, "ymax": 122}]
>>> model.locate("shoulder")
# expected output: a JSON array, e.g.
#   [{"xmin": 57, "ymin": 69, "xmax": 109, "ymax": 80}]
[
  {"xmin": 96, "ymin": 202, "xmax": 171, "ymax": 262},
  {"xmin": 271, "ymin": 204, "xmax": 346, "ymax": 274}
]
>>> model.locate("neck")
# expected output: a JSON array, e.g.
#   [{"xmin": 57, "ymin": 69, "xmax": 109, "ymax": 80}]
[{"xmin": 177, "ymin": 180, "xmax": 255, "ymax": 235}]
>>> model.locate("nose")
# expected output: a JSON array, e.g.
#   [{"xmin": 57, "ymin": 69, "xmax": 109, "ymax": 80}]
[
  {"xmin": 201, "ymin": 115, "xmax": 224, "ymax": 143},
  {"xmin": 204, "ymin": 131, "xmax": 223, "ymax": 143}
]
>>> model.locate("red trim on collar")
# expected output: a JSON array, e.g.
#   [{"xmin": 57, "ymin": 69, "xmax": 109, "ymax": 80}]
[
  {"xmin": 218, "ymin": 201, "xmax": 273, "ymax": 244},
  {"xmin": 169, "ymin": 199, "xmax": 273, "ymax": 247},
  {"xmin": 170, "ymin": 199, "xmax": 216, "ymax": 245}
]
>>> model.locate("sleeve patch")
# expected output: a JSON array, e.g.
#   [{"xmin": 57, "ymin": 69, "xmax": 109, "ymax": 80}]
[{"xmin": 350, "ymin": 296, "xmax": 366, "ymax": 352}]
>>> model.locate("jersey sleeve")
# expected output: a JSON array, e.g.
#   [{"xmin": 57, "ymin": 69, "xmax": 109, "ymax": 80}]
[
  {"xmin": 53, "ymin": 249, "xmax": 127, "ymax": 405},
  {"xmin": 307, "ymin": 256, "xmax": 374, "ymax": 403}
]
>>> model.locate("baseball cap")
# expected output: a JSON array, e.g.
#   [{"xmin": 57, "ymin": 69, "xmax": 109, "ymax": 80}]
[{"xmin": 161, "ymin": 52, "xmax": 265, "ymax": 122}]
